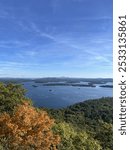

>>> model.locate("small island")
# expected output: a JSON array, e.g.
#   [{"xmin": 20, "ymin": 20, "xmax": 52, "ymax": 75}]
[
  {"xmin": 100, "ymin": 85, "xmax": 113, "ymax": 88},
  {"xmin": 32, "ymin": 85, "xmax": 38, "ymax": 88}
]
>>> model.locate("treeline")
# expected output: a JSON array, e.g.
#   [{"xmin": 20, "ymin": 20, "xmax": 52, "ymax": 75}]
[{"xmin": 0, "ymin": 82, "xmax": 113, "ymax": 150}]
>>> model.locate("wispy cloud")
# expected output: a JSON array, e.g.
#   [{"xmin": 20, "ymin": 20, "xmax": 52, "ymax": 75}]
[
  {"xmin": 0, "ymin": 40, "xmax": 30, "ymax": 48},
  {"xmin": 30, "ymin": 23, "xmax": 56, "ymax": 41},
  {"xmin": 16, "ymin": 22, "xmax": 112, "ymax": 68},
  {"xmin": 0, "ymin": 0, "xmax": 112, "ymax": 78},
  {"xmin": 0, "ymin": 6, "xmax": 16, "ymax": 20}
]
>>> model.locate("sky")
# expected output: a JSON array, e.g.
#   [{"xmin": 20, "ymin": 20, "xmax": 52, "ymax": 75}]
[{"xmin": 0, "ymin": 0, "xmax": 113, "ymax": 78}]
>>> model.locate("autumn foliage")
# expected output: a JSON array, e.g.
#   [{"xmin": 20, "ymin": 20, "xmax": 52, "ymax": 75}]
[{"xmin": 0, "ymin": 102, "xmax": 60, "ymax": 150}]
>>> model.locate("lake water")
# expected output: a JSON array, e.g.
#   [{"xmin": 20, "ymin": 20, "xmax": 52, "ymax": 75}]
[{"xmin": 22, "ymin": 81, "xmax": 113, "ymax": 108}]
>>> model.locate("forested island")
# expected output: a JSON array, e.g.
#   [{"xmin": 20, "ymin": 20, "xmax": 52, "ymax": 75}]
[
  {"xmin": 0, "ymin": 82, "xmax": 113, "ymax": 150},
  {"xmin": 0, "ymin": 77, "xmax": 113, "ymax": 88}
]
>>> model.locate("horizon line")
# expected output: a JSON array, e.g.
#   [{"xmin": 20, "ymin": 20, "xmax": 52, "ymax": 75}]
[{"xmin": 0, "ymin": 76, "xmax": 113, "ymax": 79}]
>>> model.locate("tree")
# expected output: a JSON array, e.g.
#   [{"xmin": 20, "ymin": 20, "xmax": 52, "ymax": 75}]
[
  {"xmin": 95, "ymin": 121, "xmax": 113, "ymax": 150},
  {"xmin": 0, "ymin": 102, "xmax": 60, "ymax": 150},
  {"xmin": 53, "ymin": 122, "xmax": 102, "ymax": 150},
  {"xmin": 0, "ymin": 82, "xmax": 31, "ymax": 113}
]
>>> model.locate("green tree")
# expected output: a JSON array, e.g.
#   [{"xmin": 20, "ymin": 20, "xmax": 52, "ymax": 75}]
[
  {"xmin": 95, "ymin": 121, "xmax": 113, "ymax": 150},
  {"xmin": 53, "ymin": 122, "xmax": 102, "ymax": 150},
  {"xmin": 0, "ymin": 82, "xmax": 31, "ymax": 113}
]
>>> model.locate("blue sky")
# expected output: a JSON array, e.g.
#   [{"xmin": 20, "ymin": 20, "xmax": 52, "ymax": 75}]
[{"xmin": 0, "ymin": 0, "xmax": 113, "ymax": 78}]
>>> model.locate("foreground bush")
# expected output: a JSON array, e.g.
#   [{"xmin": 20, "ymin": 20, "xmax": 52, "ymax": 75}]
[{"xmin": 0, "ymin": 102, "xmax": 60, "ymax": 150}]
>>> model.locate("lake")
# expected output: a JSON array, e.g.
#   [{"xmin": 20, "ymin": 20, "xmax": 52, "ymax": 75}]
[{"xmin": 22, "ymin": 81, "xmax": 113, "ymax": 108}]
